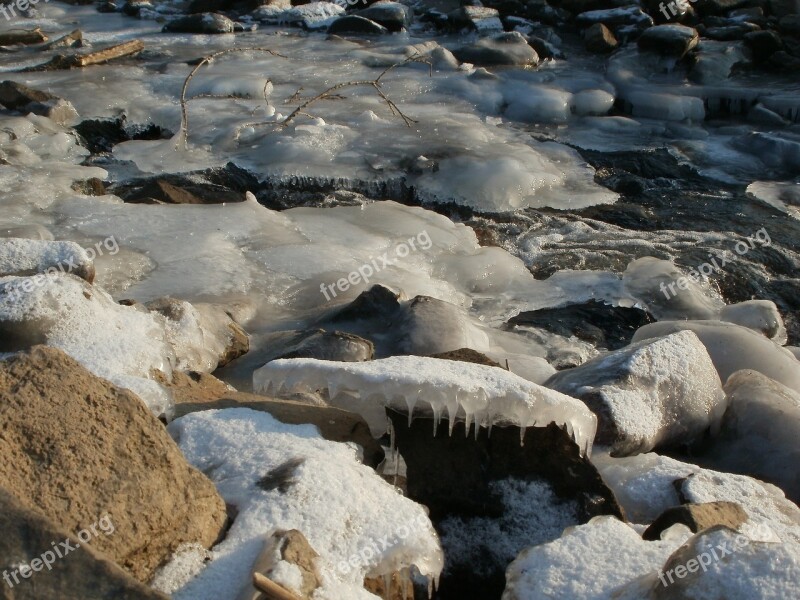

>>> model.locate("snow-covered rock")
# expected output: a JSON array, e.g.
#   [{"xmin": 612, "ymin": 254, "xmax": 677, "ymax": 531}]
[
  {"xmin": 502, "ymin": 516, "xmax": 687, "ymax": 600},
  {"xmin": 720, "ymin": 300, "xmax": 788, "ymax": 344},
  {"xmin": 0, "ymin": 237, "xmax": 95, "ymax": 283},
  {"xmin": 254, "ymin": 355, "xmax": 598, "ymax": 453},
  {"xmin": 166, "ymin": 408, "xmax": 444, "ymax": 600},
  {"xmin": 546, "ymin": 331, "xmax": 726, "ymax": 456},
  {"xmin": 632, "ymin": 320, "xmax": 800, "ymax": 393}
]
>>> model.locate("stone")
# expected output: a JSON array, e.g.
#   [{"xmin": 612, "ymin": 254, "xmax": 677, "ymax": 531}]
[
  {"xmin": 508, "ymin": 300, "xmax": 654, "ymax": 351},
  {"xmin": 356, "ymin": 1, "xmax": 411, "ymax": 31},
  {"xmin": 574, "ymin": 6, "xmax": 654, "ymax": 30},
  {"xmin": 329, "ymin": 284, "xmax": 401, "ymax": 324},
  {"xmin": 527, "ymin": 35, "xmax": 565, "ymax": 60},
  {"xmin": 0, "ymin": 487, "xmax": 169, "ymax": 600},
  {"xmin": 239, "ymin": 529, "xmax": 321, "ymax": 599},
  {"xmin": 163, "ymin": 13, "xmax": 237, "ymax": 34},
  {"xmin": 642, "ymin": 501, "xmax": 749, "ymax": 540},
  {"xmin": 744, "ymin": 29, "xmax": 784, "ymax": 61},
  {"xmin": 274, "ymin": 329, "xmax": 374, "ymax": 361},
  {"xmin": 0, "ymin": 346, "xmax": 228, "ymax": 582},
  {"xmin": 546, "ymin": 331, "xmax": 726, "ymax": 456},
  {"xmin": 453, "ymin": 32, "xmax": 540, "ymax": 66},
  {"xmin": 428, "ymin": 347, "xmax": 502, "ymax": 368},
  {"xmin": 122, "ymin": 0, "xmax": 153, "ymax": 16},
  {"xmin": 328, "ymin": 15, "xmax": 388, "ymax": 34},
  {"xmin": 117, "ymin": 177, "xmax": 246, "ymax": 204},
  {"xmin": 447, "ymin": 6, "xmax": 504, "ymax": 33},
  {"xmin": 0, "ymin": 81, "xmax": 78, "ymax": 125},
  {"xmin": 779, "ymin": 14, "xmax": 800, "ymax": 36},
  {"xmin": 638, "ymin": 24, "xmax": 700, "ymax": 57},
  {"xmin": 584, "ymin": 23, "xmax": 619, "ymax": 53},
  {"xmin": 173, "ymin": 393, "xmax": 385, "ymax": 468},
  {"xmin": 703, "ymin": 22, "xmax": 760, "ymax": 40}
]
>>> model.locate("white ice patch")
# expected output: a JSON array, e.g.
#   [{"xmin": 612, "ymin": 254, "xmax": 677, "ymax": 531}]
[
  {"xmin": 167, "ymin": 408, "xmax": 444, "ymax": 600},
  {"xmin": 253, "ymin": 355, "xmax": 598, "ymax": 453},
  {"xmin": 0, "ymin": 238, "xmax": 92, "ymax": 279}
]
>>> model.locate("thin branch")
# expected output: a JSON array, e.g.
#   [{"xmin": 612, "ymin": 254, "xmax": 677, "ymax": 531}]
[{"xmin": 177, "ymin": 47, "xmax": 285, "ymax": 149}]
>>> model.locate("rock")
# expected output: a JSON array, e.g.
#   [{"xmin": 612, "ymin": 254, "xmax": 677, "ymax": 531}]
[
  {"xmin": 428, "ymin": 347, "xmax": 502, "ymax": 367},
  {"xmin": 748, "ymin": 102, "xmax": 789, "ymax": 126},
  {"xmin": 396, "ymin": 295, "xmax": 488, "ymax": 355},
  {"xmin": 0, "ymin": 81, "xmax": 78, "ymax": 126},
  {"xmin": 163, "ymin": 13, "xmax": 237, "ymax": 34},
  {"xmin": 638, "ymin": 24, "xmax": 700, "ymax": 57},
  {"xmin": 768, "ymin": 49, "xmax": 800, "ymax": 70},
  {"xmin": 546, "ymin": 331, "xmax": 726, "ymax": 456},
  {"xmin": 527, "ymin": 35, "xmax": 565, "ymax": 59},
  {"xmin": 274, "ymin": 329, "xmax": 374, "ymax": 361},
  {"xmin": 447, "ymin": 6, "xmax": 504, "ymax": 33},
  {"xmin": 452, "ymin": 31, "xmax": 540, "ymax": 66},
  {"xmin": 122, "ymin": 0, "xmax": 153, "ymax": 16},
  {"xmin": 388, "ymin": 411, "xmax": 622, "ymax": 599},
  {"xmin": 0, "ymin": 238, "xmax": 95, "ymax": 283},
  {"xmin": 329, "ymin": 284, "xmax": 401, "ymax": 324},
  {"xmin": 693, "ymin": 0, "xmax": 751, "ymax": 14},
  {"xmin": 355, "ymin": 1, "xmax": 411, "ymax": 31},
  {"xmin": 328, "ymin": 15, "xmax": 388, "ymax": 34},
  {"xmin": 644, "ymin": 526, "xmax": 800, "ymax": 598},
  {"xmin": 0, "ymin": 487, "xmax": 169, "ymax": 600},
  {"xmin": 642, "ymin": 502, "xmax": 749, "ymax": 540},
  {"xmin": 702, "ymin": 22, "xmax": 760, "ymax": 40},
  {"xmin": 157, "ymin": 370, "xmax": 235, "ymax": 404},
  {"xmin": 173, "ymin": 393, "xmax": 385, "ymax": 468},
  {"xmin": 698, "ymin": 370, "xmax": 800, "ymax": 504},
  {"xmin": 508, "ymin": 300, "xmax": 653, "ymax": 351},
  {"xmin": 585, "ymin": 23, "xmax": 619, "ymax": 53},
  {"xmin": 75, "ymin": 117, "xmax": 172, "ymax": 154},
  {"xmin": 574, "ymin": 6, "xmax": 654, "ymax": 30},
  {"xmin": 719, "ymin": 299, "xmax": 787, "ymax": 344},
  {"xmin": 113, "ymin": 175, "xmax": 247, "ymax": 204},
  {"xmin": 744, "ymin": 29, "xmax": 784, "ymax": 61},
  {"xmin": 779, "ymin": 14, "xmax": 800, "ymax": 36},
  {"xmin": 239, "ymin": 529, "xmax": 321, "ymax": 600},
  {"xmin": 0, "ymin": 346, "xmax": 228, "ymax": 582},
  {"xmin": 145, "ymin": 297, "xmax": 250, "ymax": 369}
]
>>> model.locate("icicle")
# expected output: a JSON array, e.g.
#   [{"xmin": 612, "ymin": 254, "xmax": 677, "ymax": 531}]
[
  {"xmin": 464, "ymin": 410, "xmax": 472, "ymax": 438},
  {"xmin": 401, "ymin": 567, "xmax": 409, "ymax": 599},
  {"xmin": 328, "ymin": 381, "xmax": 340, "ymax": 401},
  {"xmin": 431, "ymin": 404, "xmax": 441, "ymax": 437},
  {"xmin": 405, "ymin": 394, "xmax": 418, "ymax": 428},
  {"xmin": 382, "ymin": 573, "xmax": 391, "ymax": 600},
  {"xmin": 388, "ymin": 418, "xmax": 396, "ymax": 461},
  {"xmin": 519, "ymin": 425, "xmax": 526, "ymax": 447},
  {"xmin": 428, "ymin": 576, "xmax": 433, "ymax": 599}
]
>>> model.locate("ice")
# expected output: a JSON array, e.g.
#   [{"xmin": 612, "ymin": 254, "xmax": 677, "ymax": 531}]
[
  {"xmin": 253, "ymin": 355, "xmax": 598, "ymax": 453},
  {"xmin": 632, "ymin": 320, "xmax": 800, "ymax": 393},
  {"xmin": 502, "ymin": 516, "xmax": 687, "ymax": 600},
  {"xmin": 546, "ymin": 331, "xmax": 726, "ymax": 456},
  {"xmin": 167, "ymin": 408, "xmax": 444, "ymax": 600},
  {"xmin": 747, "ymin": 181, "xmax": 800, "ymax": 220},
  {"xmin": 719, "ymin": 300, "xmax": 788, "ymax": 345},
  {"xmin": 702, "ymin": 369, "xmax": 800, "ymax": 503}
]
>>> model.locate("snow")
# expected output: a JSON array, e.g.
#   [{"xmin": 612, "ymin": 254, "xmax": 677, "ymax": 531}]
[
  {"xmin": 166, "ymin": 408, "xmax": 444, "ymax": 600},
  {"xmin": 0, "ymin": 238, "xmax": 93, "ymax": 280},
  {"xmin": 439, "ymin": 478, "xmax": 579, "ymax": 577},
  {"xmin": 502, "ymin": 516, "xmax": 687, "ymax": 600},
  {"xmin": 253, "ymin": 355, "xmax": 598, "ymax": 453},
  {"xmin": 632, "ymin": 320, "xmax": 800, "ymax": 393},
  {"xmin": 546, "ymin": 331, "xmax": 726, "ymax": 456}
]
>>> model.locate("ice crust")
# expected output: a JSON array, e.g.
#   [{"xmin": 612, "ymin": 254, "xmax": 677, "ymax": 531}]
[
  {"xmin": 0, "ymin": 238, "xmax": 92, "ymax": 279},
  {"xmin": 253, "ymin": 355, "xmax": 598, "ymax": 453},
  {"xmin": 167, "ymin": 408, "xmax": 444, "ymax": 600}
]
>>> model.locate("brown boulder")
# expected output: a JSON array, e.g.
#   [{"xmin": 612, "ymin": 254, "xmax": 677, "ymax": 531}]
[
  {"xmin": 0, "ymin": 346, "xmax": 228, "ymax": 582},
  {"xmin": 585, "ymin": 23, "xmax": 618, "ymax": 53},
  {"xmin": 642, "ymin": 501, "xmax": 749, "ymax": 541},
  {"xmin": 0, "ymin": 487, "xmax": 169, "ymax": 600}
]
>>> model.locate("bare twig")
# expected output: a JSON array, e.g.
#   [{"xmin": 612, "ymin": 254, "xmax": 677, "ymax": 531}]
[
  {"xmin": 177, "ymin": 47, "xmax": 285, "ymax": 149},
  {"xmin": 252, "ymin": 572, "xmax": 303, "ymax": 600}
]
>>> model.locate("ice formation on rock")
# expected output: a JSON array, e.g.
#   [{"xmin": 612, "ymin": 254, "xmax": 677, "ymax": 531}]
[
  {"xmin": 546, "ymin": 331, "xmax": 726, "ymax": 456},
  {"xmin": 166, "ymin": 408, "xmax": 444, "ymax": 600},
  {"xmin": 254, "ymin": 356, "xmax": 597, "ymax": 453},
  {"xmin": 0, "ymin": 238, "xmax": 94, "ymax": 282}
]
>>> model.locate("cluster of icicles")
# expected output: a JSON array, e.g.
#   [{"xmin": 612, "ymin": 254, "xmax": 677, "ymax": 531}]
[{"xmin": 253, "ymin": 356, "xmax": 597, "ymax": 455}]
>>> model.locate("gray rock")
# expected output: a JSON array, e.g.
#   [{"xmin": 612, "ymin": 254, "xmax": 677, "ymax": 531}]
[
  {"xmin": 453, "ymin": 31, "xmax": 539, "ymax": 66},
  {"xmin": 356, "ymin": 1, "xmax": 411, "ymax": 31},
  {"xmin": 163, "ymin": 12, "xmax": 236, "ymax": 34},
  {"xmin": 447, "ymin": 5, "xmax": 503, "ymax": 33},
  {"xmin": 642, "ymin": 501, "xmax": 749, "ymax": 541},
  {"xmin": 638, "ymin": 24, "xmax": 700, "ymax": 57},
  {"xmin": 702, "ymin": 22, "xmax": 760, "ymax": 41},
  {"xmin": 574, "ymin": 5, "xmax": 654, "ymax": 29},
  {"xmin": 744, "ymin": 29, "xmax": 784, "ymax": 61},
  {"xmin": 328, "ymin": 15, "xmax": 388, "ymax": 35},
  {"xmin": 584, "ymin": 22, "xmax": 618, "ymax": 53},
  {"xmin": 779, "ymin": 14, "xmax": 800, "ymax": 36}
]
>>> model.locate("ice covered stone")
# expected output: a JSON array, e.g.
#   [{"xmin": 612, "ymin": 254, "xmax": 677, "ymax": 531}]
[
  {"xmin": 632, "ymin": 320, "xmax": 800, "ymax": 393},
  {"xmin": 0, "ymin": 237, "xmax": 95, "ymax": 283},
  {"xmin": 254, "ymin": 355, "xmax": 598, "ymax": 453},
  {"xmin": 546, "ymin": 331, "xmax": 726, "ymax": 456}
]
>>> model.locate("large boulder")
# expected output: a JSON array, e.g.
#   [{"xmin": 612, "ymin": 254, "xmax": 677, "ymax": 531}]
[
  {"xmin": 355, "ymin": 1, "xmax": 411, "ymax": 31},
  {"xmin": 0, "ymin": 346, "xmax": 228, "ymax": 582},
  {"xmin": 163, "ymin": 13, "xmax": 237, "ymax": 34},
  {"xmin": 546, "ymin": 331, "xmax": 726, "ymax": 456},
  {"xmin": 638, "ymin": 24, "xmax": 700, "ymax": 57},
  {"xmin": 453, "ymin": 32, "xmax": 539, "ymax": 67},
  {"xmin": 0, "ymin": 487, "xmax": 169, "ymax": 600}
]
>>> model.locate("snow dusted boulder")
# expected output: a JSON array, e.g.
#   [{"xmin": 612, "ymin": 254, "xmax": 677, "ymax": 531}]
[
  {"xmin": 280, "ymin": 2, "xmax": 345, "ymax": 29},
  {"xmin": 0, "ymin": 237, "xmax": 95, "ymax": 283},
  {"xmin": 165, "ymin": 408, "xmax": 443, "ymax": 600},
  {"xmin": 163, "ymin": 13, "xmax": 236, "ymax": 34},
  {"xmin": 0, "ymin": 274, "xmax": 249, "ymax": 416},
  {"xmin": 502, "ymin": 516, "xmax": 688, "ymax": 600},
  {"xmin": 397, "ymin": 295, "xmax": 490, "ymax": 355},
  {"xmin": 700, "ymin": 370, "xmax": 800, "ymax": 503},
  {"xmin": 630, "ymin": 526, "xmax": 800, "ymax": 600},
  {"xmin": 632, "ymin": 320, "xmax": 800, "ymax": 393},
  {"xmin": 356, "ymin": 1, "xmax": 412, "ymax": 32},
  {"xmin": 546, "ymin": 331, "xmax": 726, "ymax": 456},
  {"xmin": 254, "ymin": 355, "xmax": 598, "ymax": 452}
]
